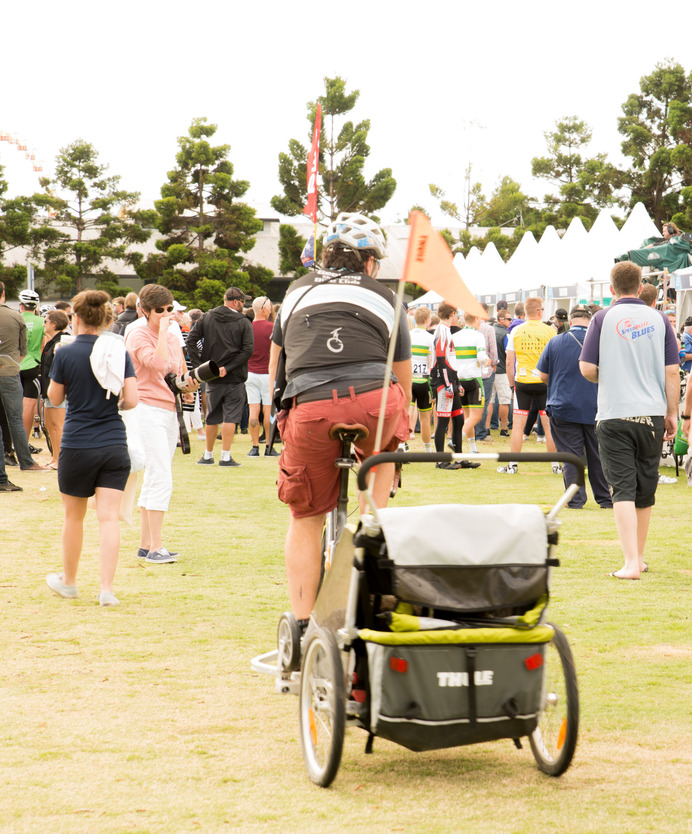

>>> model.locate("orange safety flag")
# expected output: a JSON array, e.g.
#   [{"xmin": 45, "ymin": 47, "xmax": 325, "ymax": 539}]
[{"xmin": 402, "ymin": 211, "xmax": 488, "ymax": 319}]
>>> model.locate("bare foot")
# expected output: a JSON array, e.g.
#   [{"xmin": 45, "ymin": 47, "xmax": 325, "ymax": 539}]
[
  {"xmin": 607, "ymin": 569, "xmax": 641, "ymax": 580},
  {"xmin": 21, "ymin": 463, "xmax": 49, "ymax": 472}
]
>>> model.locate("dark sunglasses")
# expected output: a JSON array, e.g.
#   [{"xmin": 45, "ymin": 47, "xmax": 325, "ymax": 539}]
[{"xmin": 154, "ymin": 305, "xmax": 174, "ymax": 314}]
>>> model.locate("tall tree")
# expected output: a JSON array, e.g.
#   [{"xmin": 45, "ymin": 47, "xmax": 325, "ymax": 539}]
[
  {"xmin": 618, "ymin": 60, "xmax": 692, "ymax": 226},
  {"xmin": 429, "ymin": 173, "xmax": 527, "ymax": 261},
  {"xmin": 144, "ymin": 118, "xmax": 267, "ymax": 309},
  {"xmin": 429, "ymin": 165, "xmax": 488, "ymax": 230},
  {"xmin": 532, "ymin": 116, "xmax": 622, "ymax": 228},
  {"xmin": 271, "ymin": 76, "xmax": 396, "ymax": 224},
  {"xmin": 34, "ymin": 140, "xmax": 154, "ymax": 295}
]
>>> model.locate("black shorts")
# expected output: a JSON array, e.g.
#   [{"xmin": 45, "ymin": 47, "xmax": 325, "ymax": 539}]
[
  {"xmin": 514, "ymin": 380, "xmax": 547, "ymax": 414},
  {"xmin": 458, "ymin": 377, "xmax": 483, "ymax": 408},
  {"xmin": 58, "ymin": 444, "xmax": 131, "ymax": 497},
  {"xmin": 411, "ymin": 380, "xmax": 433, "ymax": 412},
  {"xmin": 20, "ymin": 366, "xmax": 40, "ymax": 399},
  {"xmin": 206, "ymin": 381, "xmax": 247, "ymax": 425},
  {"xmin": 596, "ymin": 417, "xmax": 664, "ymax": 507}
]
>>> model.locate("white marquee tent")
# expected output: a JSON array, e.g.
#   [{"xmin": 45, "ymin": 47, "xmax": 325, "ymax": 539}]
[{"xmin": 453, "ymin": 203, "xmax": 678, "ymax": 315}]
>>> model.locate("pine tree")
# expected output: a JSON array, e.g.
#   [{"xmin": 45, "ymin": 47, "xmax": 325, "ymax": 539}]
[
  {"xmin": 143, "ymin": 118, "xmax": 268, "ymax": 309},
  {"xmin": 532, "ymin": 116, "xmax": 622, "ymax": 228},
  {"xmin": 271, "ymin": 76, "xmax": 396, "ymax": 224},
  {"xmin": 618, "ymin": 60, "xmax": 692, "ymax": 226},
  {"xmin": 34, "ymin": 140, "xmax": 154, "ymax": 295}
]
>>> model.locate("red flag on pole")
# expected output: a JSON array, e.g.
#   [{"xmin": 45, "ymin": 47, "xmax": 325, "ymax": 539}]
[
  {"xmin": 303, "ymin": 104, "xmax": 321, "ymax": 222},
  {"xmin": 402, "ymin": 211, "xmax": 488, "ymax": 320}
]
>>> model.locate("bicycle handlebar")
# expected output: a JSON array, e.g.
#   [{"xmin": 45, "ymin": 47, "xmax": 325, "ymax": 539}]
[{"xmin": 356, "ymin": 451, "xmax": 585, "ymax": 492}]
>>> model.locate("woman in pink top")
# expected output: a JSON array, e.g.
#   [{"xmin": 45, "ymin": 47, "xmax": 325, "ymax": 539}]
[{"xmin": 125, "ymin": 285, "xmax": 198, "ymax": 564}]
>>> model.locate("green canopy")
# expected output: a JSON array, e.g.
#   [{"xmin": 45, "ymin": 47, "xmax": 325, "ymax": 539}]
[{"xmin": 617, "ymin": 235, "xmax": 692, "ymax": 272}]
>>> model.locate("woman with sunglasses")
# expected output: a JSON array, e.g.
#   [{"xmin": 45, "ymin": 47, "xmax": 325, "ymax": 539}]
[{"xmin": 125, "ymin": 284, "xmax": 199, "ymax": 564}]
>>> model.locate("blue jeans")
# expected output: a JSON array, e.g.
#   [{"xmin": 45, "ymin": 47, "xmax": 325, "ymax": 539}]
[{"xmin": 0, "ymin": 374, "xmax": 35, "ymax": 469}]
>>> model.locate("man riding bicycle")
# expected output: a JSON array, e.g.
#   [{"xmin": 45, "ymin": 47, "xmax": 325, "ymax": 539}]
[{"xmin": 269, "ymin": 212, "xmax": 412, "ymax": 628}]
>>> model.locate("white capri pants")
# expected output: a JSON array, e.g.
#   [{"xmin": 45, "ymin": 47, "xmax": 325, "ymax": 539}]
[{"xmin": 137, "ymin": 403, "xmax": 179, "ymax": 512}]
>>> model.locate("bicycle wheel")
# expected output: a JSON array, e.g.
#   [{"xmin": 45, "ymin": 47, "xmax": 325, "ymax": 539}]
[
  {"xmin": 529, "ymin": 624, "xmax": 579, "ymax": 776},
  {"xmin": 277, "ymin": 611, "xmax": 301, "ymax": 674},
  {"xmin": 299, "ymin": 627, "xmax": 345, "ymax": 787},
  {"xmin": 37, "ymin": 397, "xmax": 53, "ymax": 457}
]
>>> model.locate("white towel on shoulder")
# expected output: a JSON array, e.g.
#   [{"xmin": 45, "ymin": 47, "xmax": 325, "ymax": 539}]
[{"xmin": 90, "ymin": 331, "xmax": 127, "ymax": 399}]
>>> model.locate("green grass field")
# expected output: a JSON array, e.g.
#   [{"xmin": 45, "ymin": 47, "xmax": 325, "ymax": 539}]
[{"xmin": 1, "ymin": 431, "xmax": 690, "ymax": 833}]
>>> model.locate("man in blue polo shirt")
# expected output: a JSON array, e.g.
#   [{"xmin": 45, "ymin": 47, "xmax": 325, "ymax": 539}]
[
  {"xmin": 537, "ymin": 305, "xmax": 611, "ymax": 509},
  {"xmin": 579, "ymin": 262, "xmax": 679, "ymax": 580}
]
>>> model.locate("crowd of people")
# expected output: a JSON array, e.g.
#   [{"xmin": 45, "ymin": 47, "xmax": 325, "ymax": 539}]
[
  {"xmin": 0, "ymin": 215, "xmax": 686, "ymax": 610},
  {"xmin": 0, "ymin": 277, "xmax": 282, "ymax": 604}
]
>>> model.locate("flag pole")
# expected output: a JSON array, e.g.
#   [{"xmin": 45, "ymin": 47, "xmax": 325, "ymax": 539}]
[{"xmin": 364, "ymin": 270, "xmax": 407, "ymax": 515}]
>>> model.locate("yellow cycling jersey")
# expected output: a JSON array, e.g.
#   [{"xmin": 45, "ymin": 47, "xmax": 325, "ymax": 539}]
[{"xmin": 506, "ymin": 320, "xmax": 554, "ymax": 384}]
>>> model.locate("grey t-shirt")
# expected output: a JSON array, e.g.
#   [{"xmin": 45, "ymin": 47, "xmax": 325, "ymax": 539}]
[{"xmin": 580, "ymin": 298, "xmax": 679, "ymax": 421}]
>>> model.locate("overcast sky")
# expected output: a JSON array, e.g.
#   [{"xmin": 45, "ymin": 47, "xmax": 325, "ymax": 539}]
[{"xmin": 2, "ymin": 1, "xmax": 690, "ymax": 227}]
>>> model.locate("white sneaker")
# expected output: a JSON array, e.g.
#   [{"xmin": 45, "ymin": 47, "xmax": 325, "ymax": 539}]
[
  {"xmin": 497, "ymin": 463, "xmax": 518, "ymax": 474},
  {"xmin": 658, "ymin": 474, "xmax": 677, "ymax": 484},
  {"xmin": 552, "ymin": 464, "xmax": 563, "ymax": 475},
  {"xmin": 46, "ymin": 573, "xmax": 78, "ymax": 599},
  {"xmin": 537, "ymin": 435, "xmax": 546, "ymax": 443}
]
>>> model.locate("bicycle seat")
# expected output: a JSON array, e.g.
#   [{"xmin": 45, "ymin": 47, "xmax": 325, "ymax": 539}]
[{"xmin": 329, "ymin": 422, "xmax": 369, "ymax": 442}]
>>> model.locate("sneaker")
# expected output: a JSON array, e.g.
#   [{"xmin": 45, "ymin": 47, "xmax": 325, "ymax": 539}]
[
  {"xmin": 0, "ymin": 481, "xmax": 22, "ymax": 492},
  {"xmin": 522, "ymin": 434, "xmax": 530, "ymax": 441},
  {"xmin": 4, "ymin": 452, "xmax": 18, "ymax": 466},
  {"xmin": 258, "ymin": 432, "xmax": 266, "ymax": 444},
  {"xmin": 46, "ymin": 573, "xmax": 78, "ymax": 598},
  {"xmin": 497, "ymin": 463, "xmax": 518, "ymax": 474},
  {"xmin": 446, "ymin": 439, "xmax": 455, "ymax": 451},
  {"xmin": 197, "ymin": 455, "xmax": 214, "ymax": 465},
  {"xmin": 28, "ymin": 444, "xmax": 43, "ymax": 454},
  {"xmin": 219, "ymin": 457, "xmax": 241, "ymax": 467},
  {"xmin": 136, "ymin": 547, "xmax": 149, "ymax": 559},
  {"xmin": 145, "ymin": 547, "xmax": 179, "ymax": 564},
  {"xmin": 552, "ymin": 464, "xmax": 563, "ymax": 475},
  {"xmin": 264, "ymin": 447, "xmax": 280, "ymax": 457},
  {"xmin": 247, "ymin": 447, "xmax": 260, "ymax": 457},
  {"xmin": 459, "ymin": 459, "xmax": 481, "ymax": 469},
  {"xmin": 99, "ymin": 591, "xmax": 120, "ymax": 606},
  {"xmin": 537, "ymin": 436, "xmax": 547, "ymax": 443},
  {"xmin": 499, "ymin": 429, "xmax": 510, "ymax": 437},
  {"xmin": 658, "ymin": 474, "xmax": 677, "ymax": 484}
]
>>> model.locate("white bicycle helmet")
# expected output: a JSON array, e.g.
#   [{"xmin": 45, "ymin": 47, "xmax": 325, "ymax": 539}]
[
  {"xmin": 323, "ymin": 212, "xmax": 386, "ymax": 260},
  {"xmin": 19, "ymin": 289, "xmax": 40, "ymax": 307},
  {"xmin": 39, "ymin": 304, "xmax": 56, "ymax": 316}
]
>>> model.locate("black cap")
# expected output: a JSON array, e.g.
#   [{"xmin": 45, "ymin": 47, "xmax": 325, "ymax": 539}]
[
  {"xmin": 225, "ymin": 287, "xmax": 249, "ymax": 302},
  {"xmin": 555, "ymin": 307, "xmax": 568, "ymax": 321},
  {"xmin": 683, "ymin": 316, "xmax": 692, "ymax": 328},
  {"xmin": 570, "ymin": 305, "xmax": 592, "ymax": 320}
]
